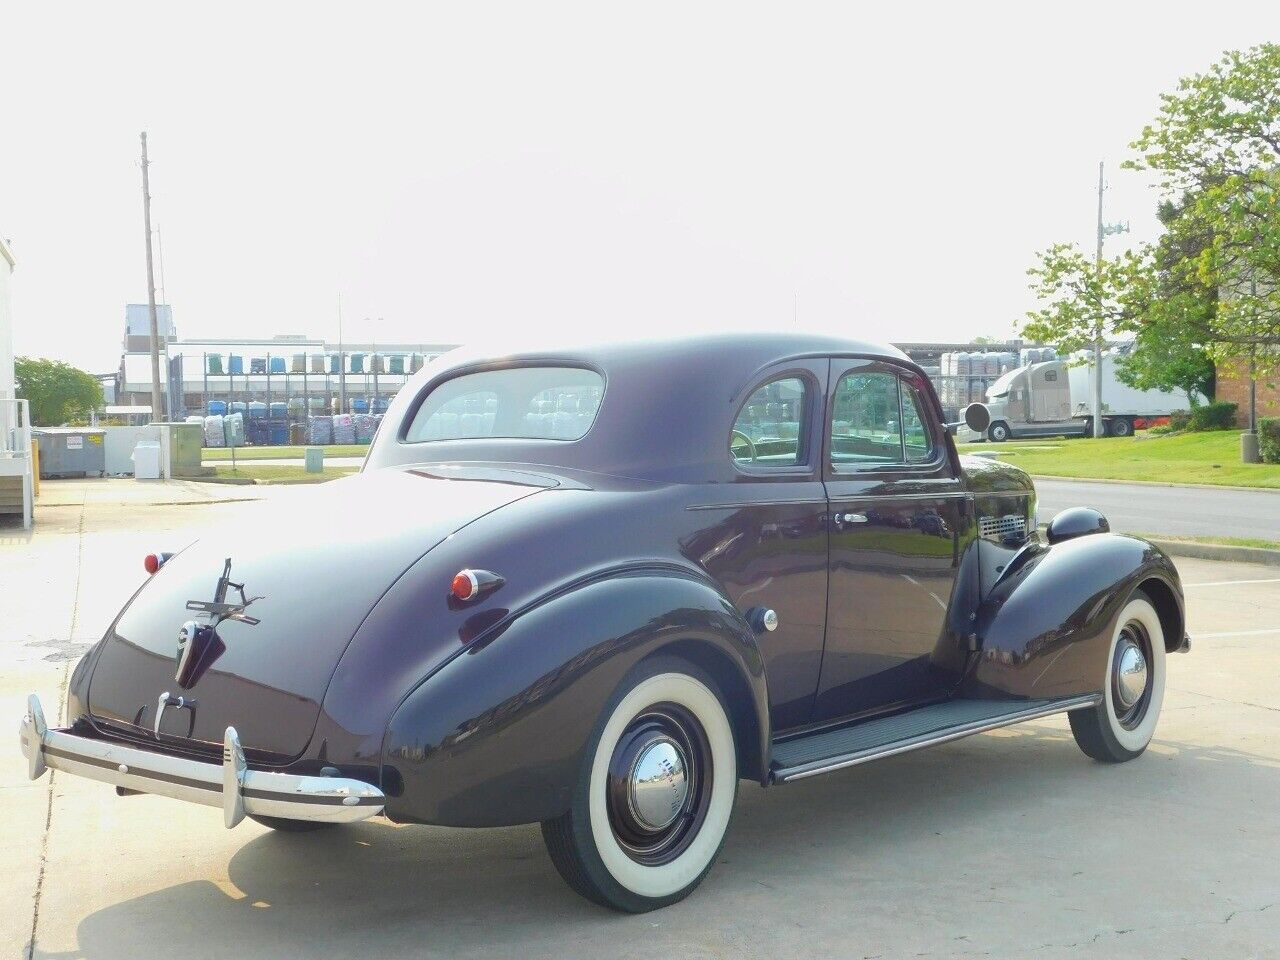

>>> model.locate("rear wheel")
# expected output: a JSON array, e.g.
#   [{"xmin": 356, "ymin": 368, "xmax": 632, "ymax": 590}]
[
  {"xmin": 1069, "ymin": 592, "xmax": 1166, "ymax": 762},
  {"xmin": 541, "ymin": 656, "xmax": 738, "ymax": 912},
  {"xmin": 987, "ymin": 421, "xmax": 1011, "ymax": 442},
  {"xmin": 1109, "ymin": 417, "xmax": 1134, "ymax": 437}
]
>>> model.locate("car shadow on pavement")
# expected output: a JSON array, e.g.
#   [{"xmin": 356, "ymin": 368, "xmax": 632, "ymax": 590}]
[{"xmin": 34, "ymin": 725, "xmax": 1280, "ymax": 960}]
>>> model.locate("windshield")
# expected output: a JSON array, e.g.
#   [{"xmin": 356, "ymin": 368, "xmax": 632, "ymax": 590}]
[
  {"xmin": 405, "ymin": 366, "xmax": 604, "ymax": 442},
  {"xmin": 986, "ymin": 368, "xmax": 1020, "ymax": 400}
]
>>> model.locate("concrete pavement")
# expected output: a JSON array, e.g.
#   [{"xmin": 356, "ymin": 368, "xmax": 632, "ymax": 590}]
[
  {"xmin": 4, "ymin": 494, "xmax": 1279, "ymax": 959},
  {"xmin": 1035, "ymin": 477, "xmax": 1280, "ymax": 540}
]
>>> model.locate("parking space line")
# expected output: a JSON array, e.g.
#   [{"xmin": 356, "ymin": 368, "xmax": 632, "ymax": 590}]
[
  {"xmin": 1183, "ymin": 578, "xmax": 1280, "ymax": 588},
  {"xmin": 1196, "ymin": 628, "xmax": 1280, "ymax": 639}
]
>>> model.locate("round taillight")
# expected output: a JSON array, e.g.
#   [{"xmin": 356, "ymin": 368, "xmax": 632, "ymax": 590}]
[
  {"xmin": 451, "ymin": 571, "xmax": 478, "ymax": 601},
  {"xmin": 144, "ymin": 554, "xmax": 161, "ymax": 575}
]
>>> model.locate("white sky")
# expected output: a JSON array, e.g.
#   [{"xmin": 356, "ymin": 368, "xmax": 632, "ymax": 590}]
[{"xmin": 2, "ymin": 1, "xmax": 1279, "ymax": 372}]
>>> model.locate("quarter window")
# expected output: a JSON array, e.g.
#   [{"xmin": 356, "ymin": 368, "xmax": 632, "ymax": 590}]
[{"xmin": 731, "ymin": 377, "xmax": 806, "ymax": 466}]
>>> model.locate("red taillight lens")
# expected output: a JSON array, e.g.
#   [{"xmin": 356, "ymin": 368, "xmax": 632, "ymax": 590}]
[
  {"xmin": 144, "ymin": 554, "xmax": 161, "ymax": 575},
  {"xmin": 451, "ymin": 571, "xmax": 477, "ymax": 601}
]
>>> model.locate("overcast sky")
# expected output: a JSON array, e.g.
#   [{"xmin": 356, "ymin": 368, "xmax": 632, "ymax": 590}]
[{"xmin": 2, "ymin": 2, "xmax": 1278, "ymax": 372}]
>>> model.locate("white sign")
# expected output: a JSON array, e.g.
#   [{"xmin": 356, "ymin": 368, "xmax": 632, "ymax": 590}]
[{"xmin": 66, "ymin": 436, "xmax": 83, "ymax": 450}]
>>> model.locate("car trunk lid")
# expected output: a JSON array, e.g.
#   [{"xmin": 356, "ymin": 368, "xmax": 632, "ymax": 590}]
[{"xmin": 86, "ymin": 468, "xmax": 547, "ymax": 763}]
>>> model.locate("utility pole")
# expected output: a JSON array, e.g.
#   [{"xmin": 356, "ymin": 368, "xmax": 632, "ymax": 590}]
[
  {"xmin": 337, "ymin": 293, "xmax": 347, "ymax": 414},
  {"xmin": 156, "ymin": 224, "xmax": 175, "ymax": 421},
  {"xmin": 1093, "ymin": 161, "xmax": 1106, "ymax": 441},
  {"xmin": 140, "ymin": 132, "xmax": 164, "ymax": 423},
  {"xmin": 1093, "ymin": 161, "xmax": 1129, "ymax": 439}
]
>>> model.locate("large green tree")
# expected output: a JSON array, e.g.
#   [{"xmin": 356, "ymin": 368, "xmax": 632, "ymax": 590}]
[
  {"xmin": 1022, "ymin": 243, "xmax": 1156, "ymax": 352},
  {"xmin": 1125, "ymin": 43, "xmax": 1280, "ymax": 372},
  {"xmin": 14, "ymin": 357, "xmax": 103, "ymax": 426},
  {"xmin": 1114, "ymin": 194, "xmax": 1217, "ymax": 406}
]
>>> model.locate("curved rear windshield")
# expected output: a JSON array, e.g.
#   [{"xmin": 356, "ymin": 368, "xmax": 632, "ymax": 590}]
[{"xmin": 405, "ymin": 366, "xmax": 604, "ymax": 442}]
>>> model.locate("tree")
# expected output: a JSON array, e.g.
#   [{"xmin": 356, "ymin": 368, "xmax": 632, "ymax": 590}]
[
  {"xmin": 1022, "ymin": 243, "xmax": 1156, "ymax": 353},
  {"xmin": 1125, "ymin": 43, "xmax": 1280, "ymax": 373},
  {"xmin": 1115, "ymin": 193, "xmax": 1217, "ymax": 406},
  {"xmin": 14, "ymin": 357, "xmax": 103, "ymax": 426}
]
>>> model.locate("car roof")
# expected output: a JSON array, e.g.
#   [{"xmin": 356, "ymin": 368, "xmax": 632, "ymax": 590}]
[{"xmin": 367, "ymin": 332, "xmax": 919, "ymax": 483}]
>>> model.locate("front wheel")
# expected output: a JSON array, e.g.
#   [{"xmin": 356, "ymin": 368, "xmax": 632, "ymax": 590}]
[
  {"xmin": 541, "ymin": 656, "xmax": 738, "ymax": 912},
  {"xmin": 987, "ymin": 421, "xmax": 1011, "ymax": 442},
  {"xmin": 1069, "ymin": 592, "xmax": 1166, "ymax": 762}
]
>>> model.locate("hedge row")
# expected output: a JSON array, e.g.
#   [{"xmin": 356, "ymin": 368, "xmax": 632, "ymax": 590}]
[
  {"xmin": 1168, "ymin": 401, "xmax": 1238, "ymax": 432},
  {"xmin": 1261, "ymin": 417, "xmax": 1280, "ymax": 464}
]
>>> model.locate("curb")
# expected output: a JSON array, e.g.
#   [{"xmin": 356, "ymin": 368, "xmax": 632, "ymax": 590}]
[
  {"xmin": 1030, "ymin": 475, "xmax": 1280, "ymax": 494},
  {"xmin": 1145, "ymin": 538, "xmax": 1280, "ymax": 568}
]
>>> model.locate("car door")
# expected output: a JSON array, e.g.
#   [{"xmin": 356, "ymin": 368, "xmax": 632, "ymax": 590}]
[
  {"xmin": 813, "ymin": 359, "xmax": 967, "ymax": 723},
  {"xmin": 689, "ymin": 360, "xmax": 830, "ymax": 732}
]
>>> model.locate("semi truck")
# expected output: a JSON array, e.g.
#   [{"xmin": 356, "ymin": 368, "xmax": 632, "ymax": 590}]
[{"xmin": 979, "ymin": 354, "xmax": 1201, "ymax": 442}]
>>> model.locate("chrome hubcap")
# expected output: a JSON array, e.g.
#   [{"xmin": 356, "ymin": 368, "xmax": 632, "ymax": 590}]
[
  {"xmin": 605, "ymin": 704, "xmax": 712, "ymax": 866},
  {"xmin": 628, "ymin": 737, "xmax": 689, "ymax": 831},
  {"xmin": 1115, "ymin": 641, "xmax": 1148, "ymax": 709},
  {"xmin": 1111, "ymin": 621, "xmax": 1153, "ymax": 728}
]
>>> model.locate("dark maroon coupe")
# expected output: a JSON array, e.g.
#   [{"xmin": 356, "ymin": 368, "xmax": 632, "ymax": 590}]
[{"xmin": 21, "ymin": 333, "xmax": 1189, "ymax": 911}]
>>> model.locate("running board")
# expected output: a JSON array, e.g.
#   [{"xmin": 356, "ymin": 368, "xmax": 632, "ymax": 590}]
[{"xmin": 770, "ymin": 695, "xmax": 1101, "ymax": 783}]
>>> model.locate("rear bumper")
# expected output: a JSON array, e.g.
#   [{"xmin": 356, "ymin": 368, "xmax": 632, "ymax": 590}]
[{"xmin": 18, "ymin": 694, "xmax": 384, "ymax": 827}]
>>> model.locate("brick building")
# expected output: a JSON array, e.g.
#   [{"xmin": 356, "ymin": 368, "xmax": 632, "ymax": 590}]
[{"xmin": 1216, "ymin": 357, "xmax": 1280, "ymax": 426}]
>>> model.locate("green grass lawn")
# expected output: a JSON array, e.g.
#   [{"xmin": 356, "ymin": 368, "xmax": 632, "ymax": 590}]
[
  {"xmin": 202, "ymin": 444, "xmax": 368, "ymax": 461},
  {"xmin": 957, "ymin": 431, "xmax": 1280, "ymax": 489},
  {"xmin": 211, "ymin": 464, "xmax": 360, "ymax": 484}
]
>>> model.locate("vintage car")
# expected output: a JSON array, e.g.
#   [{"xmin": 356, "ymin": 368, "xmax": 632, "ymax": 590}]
[{"xmin": 20, "ymin": 333, "xmax": 1189, "ymax": 912}]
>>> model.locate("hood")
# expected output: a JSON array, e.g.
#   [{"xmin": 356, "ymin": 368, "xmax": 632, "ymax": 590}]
[
  {"xmin": 86, "ymin": 467, "xmax": 549, "ymax": 763},
  {"xmin": 959, "ymin": 453, "xmax": 1034, "ymax": 495}
]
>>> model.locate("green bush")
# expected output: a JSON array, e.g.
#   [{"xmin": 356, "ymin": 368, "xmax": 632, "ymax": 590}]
[
  {"xmin": 1188, "ymin": 401, "xmax": 1238, "ymax": 431},
  {"xmin": 1168, "ymin": 410, "xmax": 1191, "ymax": 431},
  {"xmin": 1260, "ymin": 417, "xmax": 1280, "ymax": 464}
]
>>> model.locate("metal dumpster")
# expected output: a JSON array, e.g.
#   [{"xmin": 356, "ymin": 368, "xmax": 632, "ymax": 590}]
[{"xmin": 32, "ymin": 428, "xmax": 106, "ymax": 479}]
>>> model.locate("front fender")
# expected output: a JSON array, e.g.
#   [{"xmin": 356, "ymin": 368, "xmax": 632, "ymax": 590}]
[
  {"xmin": 961, "ymin": 533, "xmax": 1183, "ymax": 700},
  {"xmin": 381, "ymin": 570, "xmax": 768, "ymax": 827}
]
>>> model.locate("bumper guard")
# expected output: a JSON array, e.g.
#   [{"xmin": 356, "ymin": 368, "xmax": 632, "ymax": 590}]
[{"xmin": 19, "ymin": 694, "xmax": 384, "ymax": 827}]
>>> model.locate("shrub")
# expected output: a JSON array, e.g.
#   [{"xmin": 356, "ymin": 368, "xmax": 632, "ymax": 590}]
[
  {"xmin": 1260, "ymin": 417, "xmax": 1280, "ymax": 464},
  {"xmin": 1168, "ymin": 410, "xmax": 1191, "ymax": 431},
  {"xmin": 1188, "ymin": 400, "xmax": 1238, "ymax": 431}
]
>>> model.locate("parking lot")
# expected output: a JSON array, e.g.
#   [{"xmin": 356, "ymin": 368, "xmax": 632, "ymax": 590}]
[{"xmin": 4, "ymin": 494, "xmax": 1279, "ymax": 960}]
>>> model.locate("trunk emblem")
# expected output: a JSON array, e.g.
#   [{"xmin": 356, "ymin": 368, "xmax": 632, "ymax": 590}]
[{"xmin": 173, "ymin": 559, "xmax": 263, "ymax": 689}]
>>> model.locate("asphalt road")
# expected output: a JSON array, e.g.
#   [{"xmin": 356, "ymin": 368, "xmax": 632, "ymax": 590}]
[
  {"xmin": 1034, "ymin": 477, "xmax": 1280, "ymax": 540},
  {"xmin": 5, "ymin": 495, "xmax": 1280, "ymax": 959}
]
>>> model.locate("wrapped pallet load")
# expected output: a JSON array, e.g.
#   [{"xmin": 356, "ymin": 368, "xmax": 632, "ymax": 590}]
[
  {"xmin": 292, "ymin": 353, "xmax": 306, "ymax": 373},
  {"xmin": 354, "ymin": 413, "xmax": 377, "ymax": 444},
  {"xmin": 203, "ymin": 415, "xmax": 226, "ymax": 448},
  {"xmin": 308, "ymin": 415, "xmax": 333, "ymax": 445},
  {"xmin": 310, "ymin": 354, "xmax": 325, "ymax": 374},
  {"xmin": 332, "ymin": 413, "xmax": 356, "ymax": 445}
]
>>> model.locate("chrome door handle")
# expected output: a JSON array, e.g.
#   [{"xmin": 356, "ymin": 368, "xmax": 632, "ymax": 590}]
[{"xmin": 831, "ymin": 511, "xmax": 867, "ymax": 529}]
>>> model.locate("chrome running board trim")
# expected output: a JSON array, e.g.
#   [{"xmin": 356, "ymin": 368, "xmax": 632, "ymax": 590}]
[{"xmin": 772, "ymin": 695, "xmax": 1101, "ymax": 783}]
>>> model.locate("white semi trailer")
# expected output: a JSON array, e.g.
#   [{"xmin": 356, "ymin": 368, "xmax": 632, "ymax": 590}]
[{"xmin": 980, "ymin": 354, "xmax": 1200, "ymax": 442}]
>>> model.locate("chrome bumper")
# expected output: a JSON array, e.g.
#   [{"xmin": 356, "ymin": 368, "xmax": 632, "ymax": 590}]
[{"xmin": 18, "ymin": 694, "xmax": 384, "ymax": 827}]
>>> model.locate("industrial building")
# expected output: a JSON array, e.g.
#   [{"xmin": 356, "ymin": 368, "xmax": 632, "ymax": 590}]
[{"xmin": 113, "ymin": 306, "xmax": 457, "ymax": 440}]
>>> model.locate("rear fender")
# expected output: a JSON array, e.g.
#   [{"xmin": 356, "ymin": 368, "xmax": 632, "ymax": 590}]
[
  {"xmin": 961, "ymin": 534, "xmax": 1183, "ymax": 700},
  {"xmin": 381, "ymin": 569, "xmax": 768, "ymax": 827}
]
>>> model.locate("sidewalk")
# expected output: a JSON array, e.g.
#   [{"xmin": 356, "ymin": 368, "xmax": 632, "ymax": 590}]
[{"xmin": 35, "ymin": 477, "xmax": 270, "ymax": 508}]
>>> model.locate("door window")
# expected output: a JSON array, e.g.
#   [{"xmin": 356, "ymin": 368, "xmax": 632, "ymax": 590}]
[
  {"xmin": 731, "ymin": 377, "xmax": 806, "ymax": 466},
  {"xmin": 830, "ymin": 369, "xmax": 938, "ymax": 468}
]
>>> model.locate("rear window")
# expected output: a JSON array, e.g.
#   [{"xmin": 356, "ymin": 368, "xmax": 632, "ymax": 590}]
[{"xmin": 405, "ymin": 366, "xmax": 604, "ymax": 442}]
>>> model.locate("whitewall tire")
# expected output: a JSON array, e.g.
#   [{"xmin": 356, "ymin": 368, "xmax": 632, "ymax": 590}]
[
  {"xmin": 1070, "ymin": 592, "xmax": 1166, "ymax": 762},
  {"xmin": 541, "ymin": 656, "xmax": 738, "ymax": 912}
]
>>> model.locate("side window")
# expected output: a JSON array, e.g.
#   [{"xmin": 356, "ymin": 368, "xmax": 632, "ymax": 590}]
[
  {"xmin": 830, "ymin": 371, "xmax": 903, "ymax": 465},
  {"xmin": 1044, "ymin": 369, "xmax": 1058, "ymax": 382},
  {"xmin": 900, "ymin": 381, "xmax": 938, "ymax": 463},
  {"xmin": 731, "ymin": 377, "xmax": 805, "ymax": 466}
]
